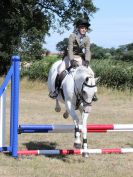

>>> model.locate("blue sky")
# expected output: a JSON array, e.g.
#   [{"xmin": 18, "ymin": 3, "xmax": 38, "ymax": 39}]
[{"xmin": 45, "ymin": 0, "xmax": 133, "ymax": 52}]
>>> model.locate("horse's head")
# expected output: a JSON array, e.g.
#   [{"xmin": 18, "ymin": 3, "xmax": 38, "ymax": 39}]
[
  {"xmin": 81, "ymin": 76, "xmax": 99, "ymax": 105},
  {"xmin": 74, "ymin": 66, "xmax": 99, "ymax": 105}
]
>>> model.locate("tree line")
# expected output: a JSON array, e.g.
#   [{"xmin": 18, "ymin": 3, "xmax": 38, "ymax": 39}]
[
  {"xmin": 1, "ymin": 0, "xmax": 132, "ymax": 77},
  {"xmin": 56, "ymin": 38, "xmax": 133, "ymax": 62},
  {"xmin": 0, "ymin": 0, "xmax": 97, "ymax": 75}
]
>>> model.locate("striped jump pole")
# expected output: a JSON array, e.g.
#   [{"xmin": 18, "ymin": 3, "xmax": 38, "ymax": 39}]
[
  {"xmin": 87, "ymin": 124, "xmax": 133, "ymax": 132},
  {"xmin": 18, "ymin": 148, "xmax": 133, "ymax": 156},
  {"xmin": 18, "ymin": 124, "xmax": 133, "ymax": 134}
]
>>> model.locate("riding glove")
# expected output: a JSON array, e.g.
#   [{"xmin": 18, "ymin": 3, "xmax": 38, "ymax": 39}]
[{"xmin": 84, "ymin": 60, "xmax": 89, "ymax": 67}]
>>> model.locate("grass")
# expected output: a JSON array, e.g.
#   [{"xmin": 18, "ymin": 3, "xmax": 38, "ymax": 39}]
[{"xmin": 0, "ymin": 79, "xmax": 133, "ymax": 177}]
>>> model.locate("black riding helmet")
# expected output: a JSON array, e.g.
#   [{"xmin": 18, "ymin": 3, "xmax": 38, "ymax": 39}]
[{"xmin": 75, "ymin": 18, "xmax": 90, "ymax": 29}]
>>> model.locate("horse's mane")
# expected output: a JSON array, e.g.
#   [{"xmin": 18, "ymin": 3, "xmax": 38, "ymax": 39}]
[{"xmin": 75, "ymin": 65, "xmax": 94, "ymax": 78}]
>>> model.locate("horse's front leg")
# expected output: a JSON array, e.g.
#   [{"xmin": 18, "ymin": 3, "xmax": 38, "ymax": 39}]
[
  {"xmin": 65, "ymin": 100, "xmax": 81, "ymax": 149},
  {"xmin": 81, "ymin": 111, "xmax": 89, "ymax": 157}
]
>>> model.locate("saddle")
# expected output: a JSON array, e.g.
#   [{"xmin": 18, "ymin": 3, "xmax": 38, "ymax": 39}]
[{"xmin": 57, "ymin": 65, "xmax": 77, "ymax": 89}]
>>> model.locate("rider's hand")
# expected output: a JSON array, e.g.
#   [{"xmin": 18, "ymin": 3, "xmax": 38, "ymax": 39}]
[
  {"xmin": 70, "ymin": 60, "xmax": 79, "ymax": 68},
  {"xmin": 84, "ymin": 60, "xmax": 89, "ymax": 67}
]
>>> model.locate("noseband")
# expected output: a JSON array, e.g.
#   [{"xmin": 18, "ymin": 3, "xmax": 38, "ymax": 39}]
[{"xmin": 80, "ymin": 81, "xmax": 96, "ymax": 105}]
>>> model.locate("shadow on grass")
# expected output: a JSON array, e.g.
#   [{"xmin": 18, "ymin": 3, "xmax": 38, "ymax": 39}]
[
  {"xmin": 23, "ymin": 141, "xmax": 73, "ymax": 162},
  {"xmin": 23, "ymin": 141, "xmax": 57, "ymax": 150}
]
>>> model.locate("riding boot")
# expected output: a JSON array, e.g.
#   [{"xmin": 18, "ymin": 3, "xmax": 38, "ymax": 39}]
[
  {"xmin": 49, "ymin": 74, "xmax": 60, "ymax": 99},
  {"xmin": 92, "ymin": 93, "xmax": 98, "ymax": 102}
]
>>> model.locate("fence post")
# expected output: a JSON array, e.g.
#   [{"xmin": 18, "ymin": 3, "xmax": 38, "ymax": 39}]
[
  {"xmin": 0, "ymin": 90, "xmax": 6, "ymax": 147},
  {"xmin": 10, "ymin": 55, "xmax": 20, "ymax": 158}
]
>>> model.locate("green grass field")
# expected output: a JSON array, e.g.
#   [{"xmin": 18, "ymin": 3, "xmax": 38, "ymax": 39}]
[{"xmin": 0, "ymin": 79, "xmax": 133, "ymax": 177}]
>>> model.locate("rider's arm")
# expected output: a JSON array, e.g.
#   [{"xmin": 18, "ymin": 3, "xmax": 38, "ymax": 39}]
[
  {"xmin": 85, "ymin": 36, "xmax": 91, "ymax": 62},
  {"xmin": 68, "ymin": 33, "xmax": 75, "ymax": 61}
]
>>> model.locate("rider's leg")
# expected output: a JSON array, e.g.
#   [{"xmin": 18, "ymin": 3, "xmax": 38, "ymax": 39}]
[
  {"xmin": 49, "ymin": 73, "xmax": 61, "ymax": 99},
  {"xmin": 49, "ymin": 59, "xmax": 66, "ymax": 99},
  {"xmin": 55, "ymin": 56, "xmax": 70, "ymax": 91}
]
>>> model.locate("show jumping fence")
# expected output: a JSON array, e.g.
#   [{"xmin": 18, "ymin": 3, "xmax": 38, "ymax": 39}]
[
  {"xmin": 0, "ymin": 55, "xmax": 20, "ymax": 157},
  {"xmin": 0, "ymin": 55, "xmax": 133, "ymax": 158}
]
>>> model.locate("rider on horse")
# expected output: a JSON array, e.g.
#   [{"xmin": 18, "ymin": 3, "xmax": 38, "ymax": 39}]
[{"xmin": 49, "ymin": 17, "xmax": 98, "ymax": 101}]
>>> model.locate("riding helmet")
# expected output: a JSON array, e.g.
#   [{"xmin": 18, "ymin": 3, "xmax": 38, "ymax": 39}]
[{"xmin": 75, "ymin": 18, "xmax": 90, "ymax": 29}]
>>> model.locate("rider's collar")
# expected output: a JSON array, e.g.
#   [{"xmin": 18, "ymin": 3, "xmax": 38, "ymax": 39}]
[{"xmin": 77, "ymin": 32, "xmax": 86, "ymax": 39}]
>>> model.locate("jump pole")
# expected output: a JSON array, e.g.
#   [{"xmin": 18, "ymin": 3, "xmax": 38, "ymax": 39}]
[
  {"xmin": 18, "ymin": 148, "xmax": 133, "ymax": 156},
  {"xmin": 18, "ymin": 124, "xmax": 133, "ymax": 134}
]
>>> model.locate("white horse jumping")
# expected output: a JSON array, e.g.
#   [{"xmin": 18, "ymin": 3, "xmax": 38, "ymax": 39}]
[{"xmin": 48, "ymin": 60, "xmax": 98, "ymax": 157}]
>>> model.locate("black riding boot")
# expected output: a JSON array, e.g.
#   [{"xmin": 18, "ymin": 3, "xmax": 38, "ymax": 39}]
[{"xmin": 49, "ymin": 74, "xmax": 60, "ymax": 99}]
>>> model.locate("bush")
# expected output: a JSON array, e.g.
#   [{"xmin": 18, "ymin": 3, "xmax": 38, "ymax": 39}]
[
  {"xmin": 21, "ymin": 56, "xmax": 59, "ymax": 81},
  {"xmin": 91, "ymin": 59, "xmax": 133, "ymax": 90},
  {"xmin": 21, "ymin": 56, "xmax": 133, "ymax": 90}
]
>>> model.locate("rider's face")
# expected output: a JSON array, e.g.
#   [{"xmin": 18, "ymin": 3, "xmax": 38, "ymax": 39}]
[{"xmin": 79, "ymin": 26, "xmax": 87, "ymax": 35}]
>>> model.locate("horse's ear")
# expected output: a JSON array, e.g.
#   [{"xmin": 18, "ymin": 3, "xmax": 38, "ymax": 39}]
[{"xmin": 95, "ymin": 77, "xmax": 100, "ymax": 83}]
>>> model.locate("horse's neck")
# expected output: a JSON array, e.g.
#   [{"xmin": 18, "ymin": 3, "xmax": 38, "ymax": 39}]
[
  {"xmin": 72, "ymin": 70, "xmax": 85, "ymax": 92},
  {"xmin": 75, "ymin": 66, "xmax": 94, "ymax": 77}
]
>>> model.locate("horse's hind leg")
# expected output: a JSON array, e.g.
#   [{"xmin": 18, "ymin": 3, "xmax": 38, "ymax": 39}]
[
  {"xmin": 55, "ymin": 99, "xmax": 61, "ymax": 112},
  {"xmin": 63, "ymin": 110, "xmax": 69, "ymax": 119}
]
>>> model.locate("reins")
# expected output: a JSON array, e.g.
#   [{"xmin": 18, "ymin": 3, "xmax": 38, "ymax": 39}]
[{"xmin": 71, "ymin": 73, "xmax": 95, "ymax": 108}]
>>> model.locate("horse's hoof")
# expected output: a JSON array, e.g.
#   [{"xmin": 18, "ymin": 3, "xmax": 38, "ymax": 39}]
[
  {"xmin": 63, "ymin": 112, "xmax": 69, "ymax": 119},
  {"xmin": 55, "ymin": 107, "xmax": 61, "ymax": 112},
  {"xmin": 82, "ymin": 152, "xmax": 89, "ymax": 158},
  {"xmin": 74, "ymin": 143, "xmax": 82, "ymax": 149}
]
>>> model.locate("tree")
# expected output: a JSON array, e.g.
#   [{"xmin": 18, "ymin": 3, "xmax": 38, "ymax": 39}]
[
  {"xmin": 0, "ymin": 0, "xmax": 97, "ymax": 74},
  {"xmin": 90, "ymin": 43, "xmax": 107, "ymax": 59},
  {"xmin": 56, "ymin": 38, "xmax": 68, "ymax": 55},
  {"xmin": 115, "ymin": 43, "xmax": 133, "ymax": 61}
]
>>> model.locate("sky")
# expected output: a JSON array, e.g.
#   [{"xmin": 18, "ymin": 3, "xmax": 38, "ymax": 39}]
[{"xmin": 44, "ymin": 0, "xmax": 133, "ymax": 52}]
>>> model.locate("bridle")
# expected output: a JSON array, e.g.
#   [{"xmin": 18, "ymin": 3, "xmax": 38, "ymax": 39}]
[
  {"xmin": 81, "ymin": 80, "xmax": 96, "ymax": 104},
  {"xmin": 74, "ymin": 77, "xmax": 96, "ymax": 108}
]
